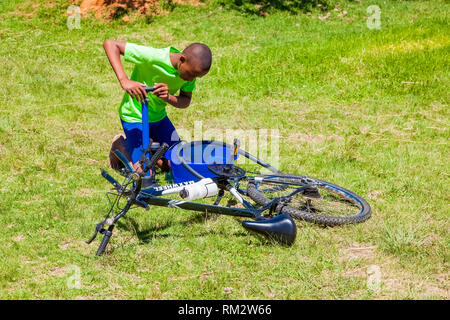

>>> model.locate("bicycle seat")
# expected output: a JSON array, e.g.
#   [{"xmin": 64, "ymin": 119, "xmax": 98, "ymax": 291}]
[{"xmin": 242, "ymin": 214, "xmax": 297, "ymax": 246}]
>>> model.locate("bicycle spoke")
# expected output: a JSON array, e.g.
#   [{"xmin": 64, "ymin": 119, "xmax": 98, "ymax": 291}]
[{"xmin": 256, "ymin": 182, "xmax": 361, "ymax": 218}]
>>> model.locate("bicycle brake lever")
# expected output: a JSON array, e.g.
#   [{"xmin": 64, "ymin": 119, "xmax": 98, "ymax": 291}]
[
  {"xmin": 86, "ymin": 221, "xmax": 106, "ymax": 244},
  {"xmin": 101, "ymin": 170, "xmax": 125, "ymax": 192}
]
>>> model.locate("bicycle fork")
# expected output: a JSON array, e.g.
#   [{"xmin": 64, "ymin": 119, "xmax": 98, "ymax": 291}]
[{"xmin": 86, "ymin": 179, "xmax": 137, "ymax": 256}]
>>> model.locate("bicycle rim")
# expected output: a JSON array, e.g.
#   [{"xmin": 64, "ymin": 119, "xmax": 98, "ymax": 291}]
[{"xmin": 247, "ymin": 174, "xmax": 371, "ymax": 226}]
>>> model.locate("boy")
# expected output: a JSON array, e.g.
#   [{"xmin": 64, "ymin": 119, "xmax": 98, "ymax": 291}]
[{"xmin": 103, "ymin": 40, "xmax": 212, "ymax": 181}]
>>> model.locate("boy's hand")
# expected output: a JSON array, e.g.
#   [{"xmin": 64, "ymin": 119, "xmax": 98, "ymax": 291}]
[
  {"xmin": 120, "ymin": 78, "xmax": 147, "ymax": 102},
  {"xmin": 152, "ymin": 83, "xmax": 169, "ymax": 101}
]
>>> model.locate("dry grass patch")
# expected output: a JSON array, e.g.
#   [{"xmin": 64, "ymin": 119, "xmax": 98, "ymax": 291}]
[{"xmin": 338, "ymin": 242, "xmax": 449, "ymax": 299}]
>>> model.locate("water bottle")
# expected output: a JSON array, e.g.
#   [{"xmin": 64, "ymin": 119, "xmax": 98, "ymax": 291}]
[{"xmin": 179, "ymin": 178, "xmax": 218, "ymax": 201}]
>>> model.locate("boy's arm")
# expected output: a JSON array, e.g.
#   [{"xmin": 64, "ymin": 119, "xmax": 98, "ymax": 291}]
[
  {"xmin": 103, "ymin": 40, "xmax": 147, "ymax": 102},
  {"xmin": 153, "ymin": 83, "xmax": 192, "ymax": 109}
]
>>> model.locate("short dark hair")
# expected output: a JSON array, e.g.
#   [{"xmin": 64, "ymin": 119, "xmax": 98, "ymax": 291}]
[{"xmin": 183, "ymin": 43, "xmax": 212, "ymax": 72}]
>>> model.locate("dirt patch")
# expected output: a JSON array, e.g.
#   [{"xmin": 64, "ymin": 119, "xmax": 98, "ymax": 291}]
[
  {"xmin": 79, "ymin": 0, "xmax": 203, "ymax": 20},
  {"xmin": 75, "ymin": 188, "xmax": 93, "ymax": 196},
  {"xmin": 49, "ymin": 266, "xmax": 67, "ymax": 277},
  {"xmin": 13, "ymin": 234, "xmax": 26, "ymax": 242},
  {"xmin": 80, "ymin": 0, "xmax": 158, "ymax": 19},
  {"xmin": 341, "ymin": 244, "xmax": 378, "ymax": 262},
  {"xmin": 12, "ymin": 7, "xmax": 38, "ymax": 18},
  {"xmin": 12, "ymin": 1, "xmax": 57, "ymax": 18},
  {"xmin": 168, "ymin": 270, "xmax": 215, "ymax": 282},
  {"xmin": 44, "ymin": 2, "xmax": 58, "ymax": 8},
  {"xmin": 338, "ymin": 243, "xmax": 449, "ymax": 299},
  {"xmin": 367, "ymin": 190, "xmax": 383, "ymax": 200},
  {"xmin": 59, "ymin": 242, "xmax": 72, "ymax": 250}
]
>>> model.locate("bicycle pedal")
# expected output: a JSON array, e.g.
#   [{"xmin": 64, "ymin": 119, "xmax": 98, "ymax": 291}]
[{"xmin": 301, "ymin": 187, "xmax": 322, "ymax": 199}]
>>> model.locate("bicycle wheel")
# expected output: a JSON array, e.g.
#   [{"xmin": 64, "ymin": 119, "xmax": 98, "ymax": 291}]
[{"xmin": 247, "ymin": 173, "xmax": 371, "ymax": 227}]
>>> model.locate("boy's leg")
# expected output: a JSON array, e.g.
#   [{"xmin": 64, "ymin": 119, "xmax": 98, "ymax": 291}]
[
  {"xmin": 108, "ymin": 133, "xmax": 133, "ymax": 170},
  {"xmin": 121, "ymin": 120, "xmax": 146, "ymax": 172},
  {"xmin": 120, "ymin": 117, "xmax": 180, "ymax": 172},
  {"xmin": 149, "ymin": 116, "xmax": 181, "ymax": 172}
]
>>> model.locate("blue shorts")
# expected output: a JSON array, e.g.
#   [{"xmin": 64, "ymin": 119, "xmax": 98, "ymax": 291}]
[{"xmin": 121, "ymin": 116, "xmax": 180, "ymax": 164}]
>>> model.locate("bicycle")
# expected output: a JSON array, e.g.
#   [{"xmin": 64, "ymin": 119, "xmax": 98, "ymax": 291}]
[{"xmin": 87, "ymin": 87, "xmax": 371, "ymax": 255}]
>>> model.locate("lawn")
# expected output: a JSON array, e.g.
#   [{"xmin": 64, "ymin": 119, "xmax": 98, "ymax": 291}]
[{"xmin": 0, "ymin": 0, "xmax": 448, "ymax": 299}]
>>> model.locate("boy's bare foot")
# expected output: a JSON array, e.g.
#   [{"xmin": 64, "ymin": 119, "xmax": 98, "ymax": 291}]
[
  {"xmin": 132, "ymin": 161, "xmax": 143, "ymax": 173},
  {"xmin": 108, "ymin": 134, "xmax": 132, "ymax": 170},
  {"xmin": 156, "ymin": 157, "xmax": 171, "ymax": 172}
]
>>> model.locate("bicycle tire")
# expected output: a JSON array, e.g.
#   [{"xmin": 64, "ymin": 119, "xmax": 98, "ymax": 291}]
[{"xmin": 247, "ymin": 173, "xmax": 371, "ymax": 227}]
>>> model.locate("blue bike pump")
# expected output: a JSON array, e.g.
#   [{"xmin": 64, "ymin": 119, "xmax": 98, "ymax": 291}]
[{"xmin": 142, "ymin": 86, "xmax": 154, "ymax": 176}]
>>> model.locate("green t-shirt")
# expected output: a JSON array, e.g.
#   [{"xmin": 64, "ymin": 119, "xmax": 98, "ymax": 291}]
[{"xmin": 119, "ymin": 43, "xmax": 196, "ymax": 123}]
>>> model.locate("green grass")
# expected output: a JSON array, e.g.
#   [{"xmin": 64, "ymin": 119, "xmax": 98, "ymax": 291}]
[{"xmin": 0, "ymin": 0, "xmax": 448, "ymax": 299}]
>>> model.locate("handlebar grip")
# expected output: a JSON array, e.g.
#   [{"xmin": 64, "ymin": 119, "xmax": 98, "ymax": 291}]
[
  {"xmin": 145, "ymin": 143, "xmax": 169, "ymax": 173},
  {"xmin": 144, "ymin": 86, "xmax": 155, "ymax": 92}
]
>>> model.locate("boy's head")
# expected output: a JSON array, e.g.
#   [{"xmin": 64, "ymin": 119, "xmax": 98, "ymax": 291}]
[{"xmin": 177, "ymin": 43, "xmax": 212, "ymax": 82}]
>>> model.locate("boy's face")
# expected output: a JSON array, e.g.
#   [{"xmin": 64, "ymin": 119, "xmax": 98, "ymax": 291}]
[{"xmin": 178, "ymin": 55, "xmax": 208, "ymax": 82}]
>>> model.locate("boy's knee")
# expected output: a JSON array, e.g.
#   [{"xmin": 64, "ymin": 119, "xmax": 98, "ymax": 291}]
[
  {"xmin": 111, "ymin": 134, "xmax": 128, "ymax": 152},
  {"xmin": 112, "ymin": 133, "xmax": 126, "ymax": 144},
  {"xmin": 108, "ymin": 133, "xmax": 132, "ymax": 170}
]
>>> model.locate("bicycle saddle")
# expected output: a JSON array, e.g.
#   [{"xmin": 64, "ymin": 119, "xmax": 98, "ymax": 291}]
[{"xmin": 242, "ymin": 214, "xmax": 297, "ymax": 246}]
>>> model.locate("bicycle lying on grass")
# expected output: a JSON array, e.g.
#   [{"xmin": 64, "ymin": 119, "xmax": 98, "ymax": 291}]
[{"xmin": 87, "ymin": 87, "xmax": 371, "ymax": 255}]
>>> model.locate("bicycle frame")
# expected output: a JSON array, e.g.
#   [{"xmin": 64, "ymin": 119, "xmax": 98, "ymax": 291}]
[
  {"xmin": 137, "ymin": 183, "xmax": 311, "ymax": 218},
  {"xmin": 103, "ymin": 164, "xmax": 313, "ymax": 223}
]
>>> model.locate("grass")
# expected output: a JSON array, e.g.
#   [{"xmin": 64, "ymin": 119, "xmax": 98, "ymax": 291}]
[{"xmin": 0, "ymin": 0, "xmax": 448, "ymax": 299}]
